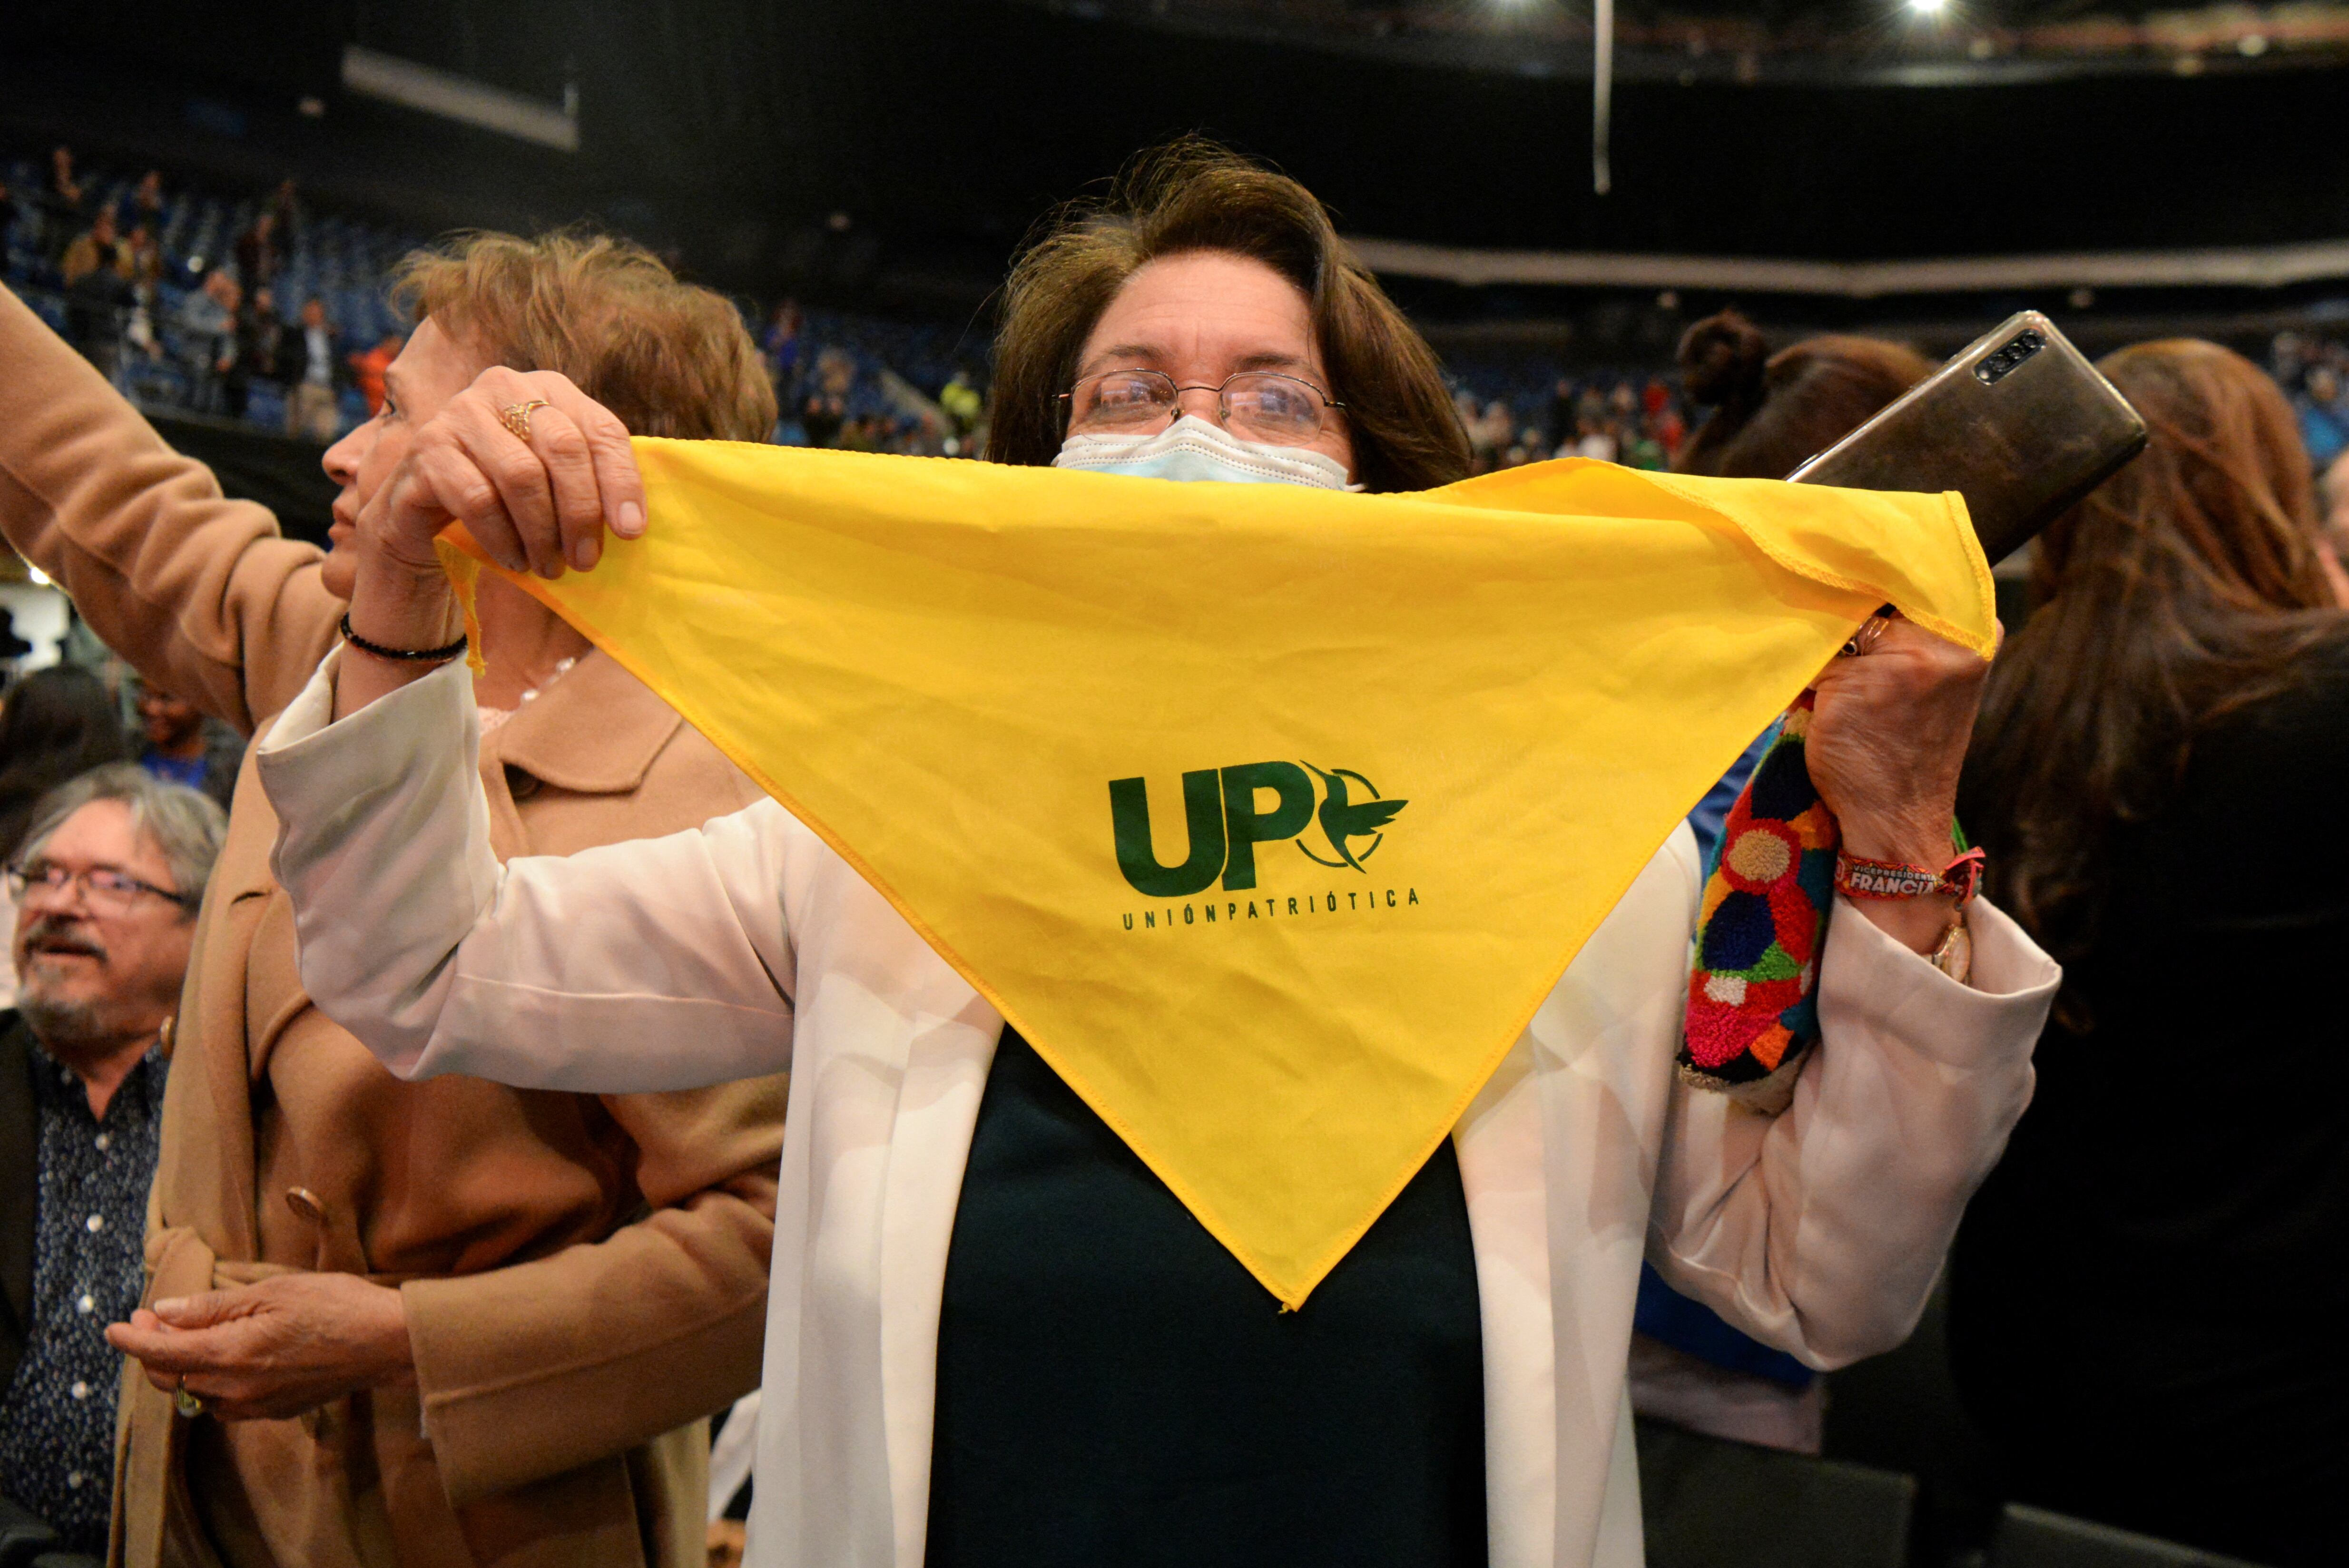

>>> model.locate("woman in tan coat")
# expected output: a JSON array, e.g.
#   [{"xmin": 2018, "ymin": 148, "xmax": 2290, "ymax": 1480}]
[{"xmin": 0, "ymin": 235, "xmax": 785, "ymax": 1568}]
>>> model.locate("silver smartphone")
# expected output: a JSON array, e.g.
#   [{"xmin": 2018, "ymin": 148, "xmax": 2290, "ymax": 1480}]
[{"xmin": 1787, "ymin": 311, "xmax": 2148, "ymax": 564}]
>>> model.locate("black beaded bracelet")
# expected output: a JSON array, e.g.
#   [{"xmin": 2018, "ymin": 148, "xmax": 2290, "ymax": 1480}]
[{"xmin": 339, "ymin": 612, "xmax": 469, "ymax": 664}]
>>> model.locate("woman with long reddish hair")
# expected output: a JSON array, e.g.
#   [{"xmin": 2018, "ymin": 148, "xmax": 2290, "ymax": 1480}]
[{"xmin": 1954, "ymin": 339, "xmax": 2349, "ymax": 1567}]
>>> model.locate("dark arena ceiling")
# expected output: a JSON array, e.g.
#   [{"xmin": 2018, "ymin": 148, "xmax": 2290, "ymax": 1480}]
[
  {"xmin": 1015, "ymin": 0, "xmax": 2349, "ymax": 85},
  {"xmin": 5, "ymin": 0, "xmax": 2349, "ymax": 323}
]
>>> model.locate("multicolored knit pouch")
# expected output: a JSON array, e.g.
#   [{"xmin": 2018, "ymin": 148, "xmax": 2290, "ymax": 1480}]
[{"xmin": 1680, "ymin": 690, "xmax": 1839, "ymax": 1113}]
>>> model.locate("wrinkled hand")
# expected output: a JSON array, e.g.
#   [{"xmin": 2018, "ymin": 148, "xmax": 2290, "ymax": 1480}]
[
  {"xmin": 105, "ymin": 1273, "xmax": 413, "ymax": 1422},
  {"xmin": 1805, "ymin": 614, "xmax": 1993, "ymax": 952},
  {"xmin": 362, "ymin": 365, "xmax": 646, "ymax": 582}
]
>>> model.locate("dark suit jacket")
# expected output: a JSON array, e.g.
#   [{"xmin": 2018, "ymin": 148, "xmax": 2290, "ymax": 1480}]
[{"xmin": 0, "ymin": 1012, "xmax": 36, "ymax": 1393}]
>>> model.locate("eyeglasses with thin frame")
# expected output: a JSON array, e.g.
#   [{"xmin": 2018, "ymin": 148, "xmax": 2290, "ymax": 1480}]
[
  {"xmin": 7, "ymin": 859, "xmax": 191, "ymax": 917},
  {"xmin": 1059, "ymin": 368, "xmax": 1347, "ymax": 447}
]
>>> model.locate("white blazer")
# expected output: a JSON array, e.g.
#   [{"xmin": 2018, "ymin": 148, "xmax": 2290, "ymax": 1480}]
[{"xmin": 256, "ymin": 653, "xmax": 2058, "ymax": 1568}]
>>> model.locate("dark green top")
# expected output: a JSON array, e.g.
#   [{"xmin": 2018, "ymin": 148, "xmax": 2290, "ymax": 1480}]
[{"xmin": 927, "ymin": 1027, "xmax": 1487, "ymax": 1568}]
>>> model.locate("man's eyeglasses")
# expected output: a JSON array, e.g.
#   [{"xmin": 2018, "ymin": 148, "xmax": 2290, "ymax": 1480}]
[
  {"xmin": 6, "ymin": 860, "xmax": 191, "ymax": 916},
  {"xmin": 1060, "ymin": 369, "xmax": 1346, "ymax": 447}
]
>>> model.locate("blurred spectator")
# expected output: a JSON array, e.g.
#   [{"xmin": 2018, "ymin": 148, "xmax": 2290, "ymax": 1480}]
[
  {"xmin": 1633, "ymin": 307, "xmax": 1936, "ymax": 1456},
  {"xmin": 1545, "ymin": 376, "xmax": 1576, "ymax": 448},
  {"xmin": 284, "ymin": 296, "xmax": 345, "ymax": 440},
  {"xmin": 1572, "ymin": 417, "xmax": 1616, "ymax": 462},
  {"xmin": 0, "ymin": 765, "xmax": 225, "ymax": 1556},
  {"xmin": 119, "ymin": 246, "xmax": 167, "ymax": 372},
  {"xmin": 133, "ymin": 682, "xmax": 243, "ymax": 811},
  {"xmin": 234, "ymin": 209, "xmax": 283, "ymax": 290},
  {"xmin": 1474, "ymin": 399, "xmax": 1512, "ymax": 461},
  {"xmin": 1954, "ymin": 339, "xmax": 2349, "ymax": 1568},
  {"xmin": 1460, "ymin": 397, "xmax": 1505, "ymax": 472},
  {"xmin": 217, "ymin": 295, "xmax": 260, "ymax": 421},
  {"xmin": 37, "ymin": 146, "xmax": 84, "ymax": 265},
  {"xmin": 237, "ymin": 284, "xmax": 286, "ymax": 402},
  {"xmin": 0, "ymin": 666, "xmax": 133, "ymax": 1012},
  {"xmin": 1577, "ymin": 382, "xmax": 1605, "ymax": 428},
  {"xmin": 1650, "ymin": 399, "xmax": 1687, "ymax": 458},
  {"xmin": 940, "ymin": 368, "xmax": 983, "ymax": 436},
  {"xmin": 812, "ymin": 343, "xmax": 855, "ymax": 401},
  {"xmin": 763, "ymin": 299, "xmax": 803, "ymax": 398},
  {"xmin": 347, "ymin": 328, "xmax": 402, "ymax": 418},
  {"xmin": 2293, "ymin": 361, "xmax": 2348, "ymax": 470},
  {"xmin": 57, "ymin": 208, "xmax": 128, "ymax": 290},
  {"xmin": 122, "ymin": 169, "xmax": 166, "ymax": 236},
  {"xmin": 264, "ymin": 176, "xmax": 303, "ymax": 241},
  {"xmin": 175, "ymin": 269, "xmax": 240, "ymax": 415},
  {"xmin": 59, "ymin": 208, "xmax": 133, "ymax": 377},
  {"xmin": 121, "ymin": 221, "xmax": 162, "ymax": 292}
]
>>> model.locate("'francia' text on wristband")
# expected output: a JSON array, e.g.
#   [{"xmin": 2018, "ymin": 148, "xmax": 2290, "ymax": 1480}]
[{"xmin": 1832, "ymin": 846, "xmax": 1985, "ymax": 905}]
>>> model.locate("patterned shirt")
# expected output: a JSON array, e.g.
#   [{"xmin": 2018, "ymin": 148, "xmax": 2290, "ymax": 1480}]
[{"xmin": 0, "ymin": 1027, "xmax": 167, "ymax": 1555}]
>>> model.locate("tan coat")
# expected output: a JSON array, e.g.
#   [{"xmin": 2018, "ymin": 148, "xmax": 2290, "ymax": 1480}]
[{"xmin": 0, "ymin": 283, "xmax": 785, "ymax": 1568}]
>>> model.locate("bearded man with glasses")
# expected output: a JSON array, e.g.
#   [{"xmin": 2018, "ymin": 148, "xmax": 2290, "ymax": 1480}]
[{"xmin": 1, "ymin": 765, "xmax": 225, "ymax": 1558}]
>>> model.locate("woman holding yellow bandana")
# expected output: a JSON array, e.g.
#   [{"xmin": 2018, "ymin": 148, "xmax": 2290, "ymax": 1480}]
[{"xmin": 255, "ymin": 142, "xmax": 2058, "ymax": 1568}]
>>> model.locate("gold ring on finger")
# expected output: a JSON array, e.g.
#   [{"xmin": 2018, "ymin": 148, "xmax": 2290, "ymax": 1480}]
[
  {"xmin": 174, "ymin": 1378, "xmax": 206, "ymax": 1419},
  {"xmin": 1841, "ymin": 613, "xmax": 1893, "ymax": 658},
  {"xmin": 500, "ymin": 399, "xmax": 552, "ymax": 442}
]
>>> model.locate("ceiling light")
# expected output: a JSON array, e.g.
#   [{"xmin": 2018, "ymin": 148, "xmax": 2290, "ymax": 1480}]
[{"xmin": 1908, "ymin": 0, "xmax": 1948, "ymax": 15}]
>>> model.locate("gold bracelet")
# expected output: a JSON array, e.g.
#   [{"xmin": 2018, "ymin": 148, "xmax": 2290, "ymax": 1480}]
[{"xmin": 1928, "ymin": 916, "xmax": 1973, "ymax": 984}]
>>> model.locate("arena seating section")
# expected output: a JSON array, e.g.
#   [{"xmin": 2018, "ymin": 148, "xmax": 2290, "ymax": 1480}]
[{"xmin": 4, "ymin": 146, "xmax": 1700, "ymax": 464}]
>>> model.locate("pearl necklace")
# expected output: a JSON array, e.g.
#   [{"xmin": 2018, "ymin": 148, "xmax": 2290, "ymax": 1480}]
[
  {"xmin": 479, "ymin": 656, "xmax": 578, "ymax": 735},
  {"xmin": 516, "ymin": 655, "xmax": 578, "ymax": 707}
]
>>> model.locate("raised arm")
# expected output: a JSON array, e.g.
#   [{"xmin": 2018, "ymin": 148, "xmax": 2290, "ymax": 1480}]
[
  {"xmin": 1648, "ymin": 888, "xmax": 2055, "ymax": 1367},
  {"xmin": 0, "ymin": 282, "xmax": 340, "ymax": 730},
  {"xmin": 257, "ymin": 651, "xmax": 798, "ymax": 1091},
  {"xmin": 1644, "ymin": 610, "xmax": 2058, "ymax": 1364}
]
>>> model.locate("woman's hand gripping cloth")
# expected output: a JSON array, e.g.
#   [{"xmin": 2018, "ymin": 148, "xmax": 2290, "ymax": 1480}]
[{"xmin": 419, "ymin": 447, "xmax": 1996, "ymax": 1310}]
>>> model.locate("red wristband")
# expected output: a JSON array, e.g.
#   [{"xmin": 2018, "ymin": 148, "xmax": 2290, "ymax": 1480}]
[{"xmin": 1833, "ymin": 845, "xmax": 1984, "ymax": 905}]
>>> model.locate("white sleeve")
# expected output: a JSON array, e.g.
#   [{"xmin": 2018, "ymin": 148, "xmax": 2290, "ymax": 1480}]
[
  {"xmin": 1647, "ymin": 885, "xmax": 2058, "ymax": 1370},
  {"xmin": 256, "ymin": 650, "xmax": 797, "ymax": 1093}
]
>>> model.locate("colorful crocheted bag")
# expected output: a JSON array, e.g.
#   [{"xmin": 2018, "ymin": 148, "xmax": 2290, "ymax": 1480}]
[{"xmin": 1679, "ymin": 692, "xmax": 1839, "ymax": 1112}]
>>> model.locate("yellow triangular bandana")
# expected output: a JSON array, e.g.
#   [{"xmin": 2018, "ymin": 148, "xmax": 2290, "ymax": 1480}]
[{"xmin": 447, "ymin": 445, "xmax": 1994, "ymax": 1308}]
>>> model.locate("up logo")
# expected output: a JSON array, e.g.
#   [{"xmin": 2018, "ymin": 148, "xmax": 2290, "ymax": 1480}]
[{"xmin": 1109, "ymin": 763, "xmax": 1409, "ymax": 897}]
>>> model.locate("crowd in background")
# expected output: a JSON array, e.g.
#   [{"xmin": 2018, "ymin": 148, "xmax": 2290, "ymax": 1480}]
[
  {"xmin": 6, "ymin": 144, "xmax": 1712, "ymax": 471},
  {"xmin": 8, "ymin": 145, "xmax": 2349, "ymax": 1568},
  {"xmin": 2, "ymin": 146, "xmax": 409, "ymax": 440}
]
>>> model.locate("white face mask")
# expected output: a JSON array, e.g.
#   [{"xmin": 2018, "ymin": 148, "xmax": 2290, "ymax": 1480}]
[{"xmin": 1052, "ymin": 413, "xmax": 1358, "ymax": 491}]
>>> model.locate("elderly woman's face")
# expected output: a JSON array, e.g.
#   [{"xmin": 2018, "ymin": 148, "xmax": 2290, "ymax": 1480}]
[
  {"xmin": 316, "ymin": 316, "xmax": 486, "ymax": 598},
  {"xmin": 1073, "ymin": 251, "xmax": 1355, "ymax": 481}
]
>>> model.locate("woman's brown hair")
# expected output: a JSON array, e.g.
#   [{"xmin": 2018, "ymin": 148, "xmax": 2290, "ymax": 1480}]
[
  {"xmin": 1672, "ymin": 310, "xmax": 1934, "ymax": 480},
  {"xmin": 988, "ymin": 138, "xmax": 1470, "ymax": 493},
  {"xmin": 391, "ymin": 231, "xmax": 776, "ymax": 442},
  {"xmin": 1959, "ymin": 339, "xmax": 2348, "ymax": 992}
]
